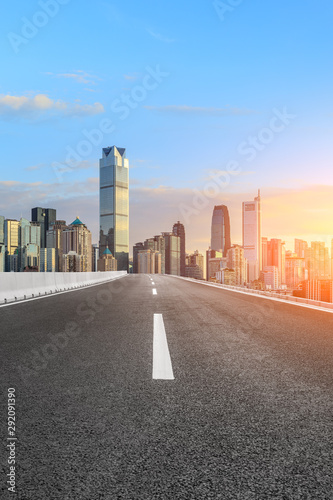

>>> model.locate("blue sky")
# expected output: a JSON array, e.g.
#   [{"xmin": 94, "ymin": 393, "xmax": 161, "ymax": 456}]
[{"xmin": 1, "ymin": 0, "xmax": 333, "ymax": 253}]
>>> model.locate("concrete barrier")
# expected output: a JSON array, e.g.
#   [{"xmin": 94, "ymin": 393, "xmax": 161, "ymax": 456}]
[
  {"xmin": 170, "ymin": 276, "xmax": 333, "ymax": 313},
  {"xmin": 0, "ymin": 271, "xmax": 127, "ymax": 304}
]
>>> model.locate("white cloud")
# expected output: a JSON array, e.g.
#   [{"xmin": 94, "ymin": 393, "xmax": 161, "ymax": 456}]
[{"xmin": 0, "ymin": 94, "xmax": 105, "ymax": 119}]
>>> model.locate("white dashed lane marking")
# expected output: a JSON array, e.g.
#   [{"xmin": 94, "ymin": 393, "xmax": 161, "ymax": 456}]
[{"xmin": 153, "ymin": 314, "xmax": 174, "ymax": 380}]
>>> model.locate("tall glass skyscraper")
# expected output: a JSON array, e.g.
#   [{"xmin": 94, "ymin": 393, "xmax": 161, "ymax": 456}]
[
  {"xmin": 242, "ymin": 190, "xmax": 262, "ymax": 282},
  {"xmin": 31, "ymin": 207, "xmax": 56, "ymax": 248},
  {"xmin": 99, "ymin": 146, "xmax": 129, "ymax": 272},
  {"xmin": 0, "ymin": 215, "xmax": 5, "ymax": 272},
  {"xmin": 4, "ymin": 219, "xmax": 20, "ymax": 272},
  {"xmin": 211, "ymin": 205, "xmax": 231, "ymax": 257},
  {"xmin": 19, "ymin": 218, "xmax": 41, "ymax": 271},
  {"xmin": 172, "ymin": 221, "xmax": 186, "ymax": 276}
]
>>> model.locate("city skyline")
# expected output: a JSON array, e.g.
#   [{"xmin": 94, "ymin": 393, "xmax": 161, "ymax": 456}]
[
  {"xmin": 1, "ymin": 2, "xmax": 333, "ymax": 256},
  {"xmin": 2, "ymin": 3, "xmax": 333, "ymax": 498},
  {"xmin": 3, "ymin": 188, "xmax": 333, "ymax": 260}
]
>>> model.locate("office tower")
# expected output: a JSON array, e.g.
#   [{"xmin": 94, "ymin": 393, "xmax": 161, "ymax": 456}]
[
  {"xmin": 306, "ymin": 241, "xmax": 330, "ymax": 280},
  {"xmin": 185, "ymin": 250, "xmax": 204, "ymax": 280},
  {"xmin": 242, "ymin": 190, "xmax": 262, "ymax": 282},
  {"xmin": 92, "ymin": 244, "xmax": 99, "ymax": 272},
  {"xmin": 97, "ymin": 248, "xmax": 117, "ymax": 272},
  {"xmin": 19, "ymin": 218, "xmax": 41, "ymax": 271},
  {"xmin": 133, "ymin": 235, "xmax": 166, "ymax": 274},
  {"xmin": 99, "ymin": 146, "xmax": 129, "ymax": 272},
  {"xmin": 261, "ymin": 266, "xmax": 279, "ymax": 290},
  {"xmin": 285, "ymin": 251, "xmax": 306, "ymax": 289},
  {"xmin": 62, "ymin": 217, "xmax": 92, "ymax": 272},
  {"xmin": 162, "ymin": 232, "xmax": 180, "ymax": 275},
  {"xmin": 211, "ymin": 205, "xmax": 231, "ymax": 257},
  {"xmin": 0, "ymin": 216, "xmax": 4, "ymax": 272},
  {"xmin": 62, "ymin": 251, "xmax": 82, "ymax": 272},
  {"xmin": 145, "ymin": 235, "xmax": 165, "ymax": 274},
  {"xmin": 306, "ymin": 280, "xmax": 333, "ymax": 303},
  {"xmin": 137, "ymin": 250, "xmax": 153, "ymax": 274},
  {"xmin": 4, "ymin": 219, "xmax": 20, "ymax": 272},
  {"xmin": 40, "ymin": 248, "xmax": 57, "ymax": 272},
  {"xmin": 137, "ymin": 249, "xmax": 161, "ymax": 274},
  {"xmin": 266, "ymin": 238, "xmax": 285, "ymax": 286},
  {"xmin": 295, "ymin": 239, "xmax": 308, "ymax": 259},
  {"xmin": 262, "ymin": 237, "xmax": 268, "ymax": 270},
  {"xmin": 31, "ymin": 207, "xmax": 56, "ymax": 248},
  {"xmin": 227, "ymin": 245, "xmax": 247, "ymax": 286},
  {"xmin": 46, "ymin": 220, "xmax": 67, "ymax": 272},
  {"xmin": 206, "ymin": 249, "xmax": 225, "ymax": 281},
  {"xmin": 133, "ymin": 242, "xmax": 145, "ymax": 274},
  {"xmin": 172, "ymin": 221, "xmax": 186, "ymax": 276}
]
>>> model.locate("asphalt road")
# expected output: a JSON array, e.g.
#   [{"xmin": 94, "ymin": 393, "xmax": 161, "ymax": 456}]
[{"xmin": 0, "ymin": 274, "xmax": 332, "ymax": 499}]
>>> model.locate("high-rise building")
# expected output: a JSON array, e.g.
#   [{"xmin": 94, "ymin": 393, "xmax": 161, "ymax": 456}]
[
  {"xmin": 92, "ymin": 244, "xmax": 99, "ymax": 272},
  {"xmin": 133, "ymin": 242, "xmax": 145, "ymax": 274},
  {"xmin": 31, "ymin": 207, "xmax": 56, "ymax": 248},
  {"xmin": 19, "ymin": 218, "xmax": 41, "ymax": 271},
  {"xmin": 62, "ymin": 217, "xmax": 92, "ymax": 272},
  {"xmin": 186, "ymin": 250, "xmax": 204, "ymax": 280},
  {"xmin": 99, "ymin": 146, "xmax": 129, "ymax": 272},
  {"xmin": 261, "ymin": 266, "xmax": 279, "ymax": 290},
  {"xmin": 134, "ymin": 232, "xmax": 179, "ymax": 275},
  {"xmin": 145, "ymin": 236, "xmax": 165, "ymax": 274},
  {"xmin": 242, "ymin": 190, "xmax": 262, "ymax": 282},
  {"xmin": 40, "ymin": 248, "xmax": 57, "ymax": 272},
  {"xmin": 266, "ymin": 238, "xmax": 285, "ymax": 286},
  {"xmin": 62, "ymin": 251, "xmax": 82, "ymax": 273},
  {"xmin": 206, "ymin": 249, "xmax": 225, "ymax": 281},
  {"xmin": 285, "ymin": 251, "xmax": 306, "ymax": 289},
  {"xmin": 227, "ymin": 244, "xmax": 247, "ymax": 286},
  {"xmin": 46, "ymin": 220, "xmax": 68, "ymax": 271},
  {"xmin": 305, "ymin": 241, "xmax": 330, "ymax": 280},
  {"xmin": 137, "ymin": 249, "xmax": 161, "ymax": 274},
  {"xmin": 4, "ymin": 219, "xmax": 20, "ymax": 272},
  {"xmin": 162, "ymin": 232, "xmax": 180, "ymax": 275},
  {"xmin": 97, "ymin": 248, "xmax": 117, "ymax": 272},
  {"xmin": 211, "ymin": 205, "xmax": 231, "ymax": 257},
  {"xmin": 0, "ymin": 216, "xmax": 5, "ymax": 272},
  {"xmin": 306, "ymin": 280, "xmax": 333, "ymax": 303},
  {"xmin": 262, "ymin": 237, "xmax": 268, "ymax": 270},
  {"xmin": 172, "ymin": 221, "xmax": 186, "ymax": 276},
  {"xmin": 295, "ymin": 239, "xmax": 308, "ymax": 258}
]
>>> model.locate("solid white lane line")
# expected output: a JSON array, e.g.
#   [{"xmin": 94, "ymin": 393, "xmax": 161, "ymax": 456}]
[
  {"xmin": 152, "ymin": 288, "xmax": 157, "ymax": 295},
  {"xmin": 153, "ymin": 314, "xmax": 174, "ymax": 380}
]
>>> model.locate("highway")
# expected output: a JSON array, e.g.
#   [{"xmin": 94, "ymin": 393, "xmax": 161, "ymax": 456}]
[{"xmin": 0, "ymin": 274, "xmax": 332, "ymax": 499}]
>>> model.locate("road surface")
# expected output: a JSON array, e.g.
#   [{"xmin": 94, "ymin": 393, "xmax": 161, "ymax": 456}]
[{"xmin": 0, "ymin": 274, "xmax": 332, "ymax": 499}]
